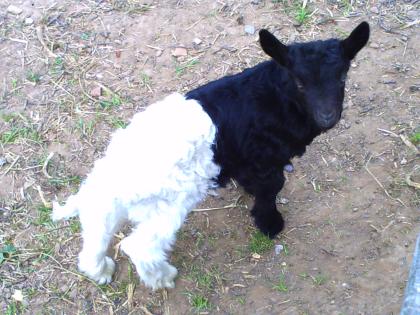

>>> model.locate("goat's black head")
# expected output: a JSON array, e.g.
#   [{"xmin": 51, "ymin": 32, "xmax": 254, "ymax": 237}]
[{"xmin": 259, "ymin": 22, "xmax": 370, "ymax": 131}]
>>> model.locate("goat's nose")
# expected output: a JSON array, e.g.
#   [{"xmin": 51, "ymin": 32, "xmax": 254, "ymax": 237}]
[
  {"xmin": 317, "ymin": 111, "xmax": 336, "ymax": 128},
  {"xmin": 319, "ymin": 112, "xmax": 335, "ymax": 122}
]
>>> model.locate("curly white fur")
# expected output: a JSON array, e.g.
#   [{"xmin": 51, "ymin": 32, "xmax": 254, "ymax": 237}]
[{"xmin": 52, "ymin": 93, "xmax": 220, "ymax": 290}]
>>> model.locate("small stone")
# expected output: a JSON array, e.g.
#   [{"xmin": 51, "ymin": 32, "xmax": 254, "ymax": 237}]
[
  {"xmin": 343, "ymin": 99, "xmax": 353, "ymax": 109},
  {"xmin": 277, "ymin": 197, "xmax": 289, "ymax": 205},
  {"xmin": 382, "ymin": 80, "xmax": 397, "ymax": 85},
  {"xmin": 90, "ymin": 86, "xmax": 102, "ymax": 97},
  {"xmin": 281, "ymin": 262, "xmax": 287, "ymax": 267},
  {"xmin": 7, "ymin": 5, "xmax": 23, "ymax": 15},
  {"xmin": 369, "ymin": 42, "xmax": 379, "ymax": 49},
  {"xmin": 244, "ymin": 25, "xmax": 255, "ymax": 35},
  {"xmin": 24, "ymin": 17, "xmax": 34, "ymax": 25},
  {"xmin": 252, "ymin": 253, "xmax": 261, "ymax": 259},
  {"xmin": 0, "ymin": 157, "xmax": 7, "ymax": 167},
  {"xmin": 156, "ymin": 50, "xmax": 163, "ymax": 57},
  {"xmin": 409, "ymin": 85, "xmax": 420, "ymax": 93},
  {"xmin": 407, "ymin": 10, "xmax": 420, "ymax": 21},
  {"xmin": 274, "ymin": 244, "xmax": 284, "ymax": 255},
  {"xmin": 171, "ymin": 47, "xmax": 188, "ymax": 57},
  {"xmin": 400, "ymin": 157, "xmax": 407, "ymax": 165},
  {"xmin": 12, "ymin": 290, "xmax": 24, "ymax": 302},
  {"xmin": 237, "ymin": 15, "xmax": 244, "ymax": 25},
  {"xmin": 193, "ymin": 38, "xmax": 202, "ymax": 45},
  {"xmin": 370, "ymin": 6, "xmax": 379, "ymax": 14},
  {"xmin": 284, "ymin": 164, "xmax": 294, "ymax": 173}
]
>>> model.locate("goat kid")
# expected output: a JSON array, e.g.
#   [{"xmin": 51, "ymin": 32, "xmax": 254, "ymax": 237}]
[
  {"xmin": 53, "ymin": 22, "xmax": 370, "ymax": 290},
  {"xmin": 186, "ymin": 21, "xmax": 370, "ymax": 237}
]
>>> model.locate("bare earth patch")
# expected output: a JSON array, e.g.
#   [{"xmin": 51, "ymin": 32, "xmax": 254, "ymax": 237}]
[{"xmin": 0, "ymin": 0, "xmax": 419, "ymax": 314}]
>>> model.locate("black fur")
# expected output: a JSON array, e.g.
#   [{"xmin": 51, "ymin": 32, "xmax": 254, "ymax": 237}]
[{"xmin": 186, "ymin": 22, "xmax": 370, "ymax": 238}]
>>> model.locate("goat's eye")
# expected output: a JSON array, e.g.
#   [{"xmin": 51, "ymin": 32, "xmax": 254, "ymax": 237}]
[{"xmin": 295, "ymin": 79, "xmax": 304, "ymax": 90}]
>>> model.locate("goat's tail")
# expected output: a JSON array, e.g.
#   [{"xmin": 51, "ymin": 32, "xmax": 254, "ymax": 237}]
[{"xmin": 52, "ymin": 195, "xmax": 79, "ymax": 221}]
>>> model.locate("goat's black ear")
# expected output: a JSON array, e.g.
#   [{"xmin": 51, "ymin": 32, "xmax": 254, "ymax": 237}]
[
  {"xmin": 259, "ymin": 29, "xmax": 288, "ymax": 66},
  {"xmin": 341, "ymin": 22, "xmax": 370, "ymax": 60}
]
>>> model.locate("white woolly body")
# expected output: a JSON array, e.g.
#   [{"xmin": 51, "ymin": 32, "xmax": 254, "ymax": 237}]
[{"xmin": 52, "ymin": 93, "xmax": 220, "ymax": 289}]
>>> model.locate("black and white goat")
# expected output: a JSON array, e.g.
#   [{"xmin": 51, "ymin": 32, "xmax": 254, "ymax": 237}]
[{"xmin": 53, "ymin": 22, "xmax": 370, "ymax": 289}]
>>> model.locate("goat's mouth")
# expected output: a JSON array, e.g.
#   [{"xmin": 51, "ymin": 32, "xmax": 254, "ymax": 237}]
[{"xmin": 315, "ymin": 112, "xmax": 340, "ymax": 130}]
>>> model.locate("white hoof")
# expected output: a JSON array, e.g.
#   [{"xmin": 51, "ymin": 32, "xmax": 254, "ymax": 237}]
[
  {"xmin": 79, "ymin": 256, "xmax": 115, "ymax": 285},
  {"xmin": 95, "ymin": 257, "xmax": 115, "ymax": 285},
  {"xmin": 156, "ymin": 264, "xmax": 178, "ymax": 289},
  {"xmin": 141, "ymin": 262, "xmax": 178, "ymax": 290}
]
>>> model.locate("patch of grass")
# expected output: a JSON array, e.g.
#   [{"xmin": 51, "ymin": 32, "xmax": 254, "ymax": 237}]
[
  {"xmin": 99, "ymin": 95, "xmax": 122, "ymax": 109},
  {"xmin": 48, "ymin": 175, "xmax": 81, "ymax": 189},
  {"xmin": 409, "ymin": 132, "xmax": 420, "ymax": 145},
  {"xmin": 108, "ymin": 117, "xmax": 128, "ymax": 129},
  {"xmin": 34, "ymin": 234, "xmax": 54, "ymax": 262},
  {"xmin": 194, "ymin": 231, "xmax": 205, "ymax": 248},
  {"xmin": 189, "ymin": 293, "xmax": 211, "ymax": 311},
  {"xmin": 11, "ymin": 78, "xmax": 18, "ymax": 89},
  {"xmin": 0, "ymin": 126, "xmax": 41, "ymax": 144},
  {"xmin": 80, "ymin": 32, "xmax": 91, "ymax": 41},
  {"xmin": 299, "ymin": 272, "xmax": 309, "ymax": 279},
  {"xmin": 196, "ymin": 273, "xmax": 213, "ymax": 290},
  {"xmin": 312, "ymin": 274, "xmax": 328, "ymax": 286},
  {"xmin": 5, "ymin": 301, "xmax": 21, "ymax": 315},
  {"xmin": 175, "ymin": 58, "xmax": 199, "ymax": 76},
  {"xmin": 69, "ymin": 219, "xmax": 81, "ymax": 233},
  {"xmin": 249, "ymin": 231, "xmax": 274, "ymax": 254},
  {"xmin": 282, "ymin": 243, "xmax": 289, "ymax": 256},
  {"xmin": 295, "ymin": 5, "xmax": 311, "ymax": 25},
  {"xmin": 339, "ymin": 0, "xmax": 353, "ymax": 16},
  {"xmin": 191, "ymin": 268, "xmax": 213, "ymax": 289},
  {"xmin": 237, "ymin": 297, "xmax": 246, "ymax": 305},
  {"xmin": 27, "ymin": 70, "xmax": 41, "ymax": 83},
  {"xmin": 140, "ymin": 72, "xmax": 152, "ymax": 87},
  {"xmin": 76, "ymin": 118, "xmax": 96, "ymax": 137},
  {"xmin": 311, "ymin": 179, "xmax": 322, "ymax": 192},
  {"xmin": 35, "ymin": 205, "xmax": 54, "ymax": 227},
  {"xmin": 50, "ymin": 56, "xmax": 64, "ymax": 76},
  {"xmin": 26, "ymin": 287, "xmax": 38, "ymax": 299},
  {"xmin": 273, "ymin": 274, "xmax": 288, "ymax": 292},
  {"xmin": 187, "ymin": 265, "xmax": 221, "ymax": 291},
  {"xmin": 0, "ymin": 112, "xmax": 18, "ymax": 122},
  {"xmin": 112, "ymin": 2, "xmax": 152, "ymax": 15},
  {"xmin": 0, "ymin": 243, "xmax": 17, "ymax": 265}
]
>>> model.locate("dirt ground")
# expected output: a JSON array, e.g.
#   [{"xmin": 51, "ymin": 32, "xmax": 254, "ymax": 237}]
[{"xmin": 0, "ymin": 0, "xmax": 419, "ymax": 314}]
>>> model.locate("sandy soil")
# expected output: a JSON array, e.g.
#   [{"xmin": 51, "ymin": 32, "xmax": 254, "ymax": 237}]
[{"xmin": 0, "ymin": 0, "xmax": 419, "ymax": 314}]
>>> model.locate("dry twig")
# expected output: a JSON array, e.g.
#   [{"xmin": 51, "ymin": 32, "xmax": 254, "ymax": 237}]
[
  {"xmin": 36, "ymin": 26, "xmax": 57, "ymax": 58},
  {"xmin": 406, "ymin": 166, "xmax": 420, "ymax": 190},
  {"xmin": 364, "ymin": 156, "xmax": 406, "ymax": 207}
]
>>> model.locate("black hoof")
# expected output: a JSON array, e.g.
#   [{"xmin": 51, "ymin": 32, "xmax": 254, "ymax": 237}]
[{"xmin": 253, "ymin": 210, "xmax": 284, "ymax": 239}]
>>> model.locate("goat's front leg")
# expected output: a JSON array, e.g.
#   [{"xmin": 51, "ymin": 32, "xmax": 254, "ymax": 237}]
[{"xmin": 249, "ymin": 173, "xmax": 285, "ymax": 239}]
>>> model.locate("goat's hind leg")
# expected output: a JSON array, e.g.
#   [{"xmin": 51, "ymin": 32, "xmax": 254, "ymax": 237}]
[
  {"xmin": 78, "ymin": 207, "xmax": 120, "ymax": 284},
  {"xmin": 121, "ymin": 213, "xmax": 182, "ymax": 290}
]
